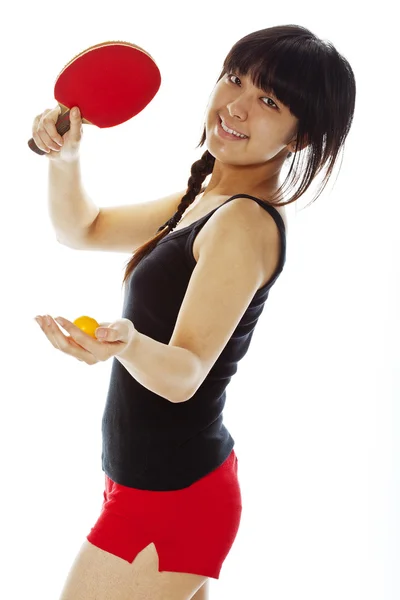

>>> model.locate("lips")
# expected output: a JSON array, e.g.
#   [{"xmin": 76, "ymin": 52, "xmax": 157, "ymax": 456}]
[{"xmin": 218, "ymin": 115, "xmax": 248, "ymax": 138}]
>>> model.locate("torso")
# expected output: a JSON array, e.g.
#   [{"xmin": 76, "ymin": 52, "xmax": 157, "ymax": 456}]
[{"xmin": 170, "ymin": 193, "xmax": 288, "ymax": 290}]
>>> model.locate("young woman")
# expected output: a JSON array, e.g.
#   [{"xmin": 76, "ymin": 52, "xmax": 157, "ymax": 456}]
[{"xmin": 32, "ymin": 24, "xmax": 356, "ymax": 600}]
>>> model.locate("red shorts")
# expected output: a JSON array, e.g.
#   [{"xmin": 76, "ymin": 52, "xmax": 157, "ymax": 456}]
[{"xmin": 86, "ymin": 449, "xmax": 242, "ymax": 579}]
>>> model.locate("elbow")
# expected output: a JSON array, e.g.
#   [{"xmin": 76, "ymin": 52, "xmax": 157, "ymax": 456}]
[
  {"xmin": 56, "ymin": 234, "xmax": 78, "ymax": 249},
  {"xmin": 173, "ymin": 388, "xmax": 196, "ymax": 404},
  {"xmin": 176, "ymin": 387, "xmax": 195, "ymax": 404},
  {"xmin": 173, "ymin": 355, "xmax": 205, "ymax": 403},
  {"xmin": 172, "ymin": 382, "xmax": 196, "ymax": 405}
]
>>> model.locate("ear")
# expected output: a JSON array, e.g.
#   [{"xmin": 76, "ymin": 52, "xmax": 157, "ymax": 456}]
[{"xmin": 287, "ymin": 134, "xmax": 309, "ymax": 153}]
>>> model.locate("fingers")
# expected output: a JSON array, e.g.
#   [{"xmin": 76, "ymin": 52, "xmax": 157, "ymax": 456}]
[
  {"xmin": 31, "ymin": 105, "xmax": 82, "ymax": 156},
  {"xmin": 35, "ymin": 315, "xmax": 98, "ymax": 365},
  {"xmin": 32, "ymin": 107, "xmax": 64, "ymax": 154},
  {"xmin": 68, "ymin": 106, "xmax": 83, "ymax": 141}
]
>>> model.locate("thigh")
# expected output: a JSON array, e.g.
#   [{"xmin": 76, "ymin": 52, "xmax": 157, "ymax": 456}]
[
  {"xmin": 58, "ymin": 539, "xmax": 208, "ymax": 600},
  {"xmin": 168, "ymin": 449, "xmax": 242, "ymax": 572},
  {"xmin": 70, "ymin": 449, "xmax": 241, "ymax": 597},
  {"xmin": 192, "ymin": 579, "xmax": 210, "ymax": 600}
]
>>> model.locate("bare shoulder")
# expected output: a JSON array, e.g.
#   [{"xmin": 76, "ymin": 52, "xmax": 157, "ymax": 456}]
[
  {"xmin": 194, "ymin": 196, "xmax": 284, "ymax": 289},
  {"xmin": 204, "ymin": 195, "xmax": 286, "ymax": 240}
]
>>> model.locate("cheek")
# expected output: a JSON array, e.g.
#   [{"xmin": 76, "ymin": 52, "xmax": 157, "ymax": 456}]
[
  {"xmin": 206, "ymin": 84, "xmax": 229, "ymax": 113},
  {"xmin": 205, "ymin": 106, "xmax": 220, "ymax": 131},
  {"xmin": 204, "ymin": 98, "xmax": 217, "ymax": 121},
  {"xmin": 256, "ymin": 120, "xmax": 285, "ymax": 143}
]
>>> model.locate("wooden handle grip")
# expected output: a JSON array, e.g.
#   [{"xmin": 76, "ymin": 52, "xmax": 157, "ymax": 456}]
[{"xmin": 27, "ymin": 110, "xmax": 71, "ymax": 155}]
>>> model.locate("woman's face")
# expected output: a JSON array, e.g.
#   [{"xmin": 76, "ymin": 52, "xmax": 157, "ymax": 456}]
[{"xmin": 205, "ymin": 72, "xmax": 299, "ymax": 167}]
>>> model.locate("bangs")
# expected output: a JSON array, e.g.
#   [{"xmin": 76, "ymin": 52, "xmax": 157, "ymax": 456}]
[{"xmin": 222, "ymin": 33, "xmax": 321, "ymax": 119}]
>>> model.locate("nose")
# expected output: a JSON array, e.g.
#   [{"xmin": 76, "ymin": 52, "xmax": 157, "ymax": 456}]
[{"xmin": 227, "ymin": 93, "xmax": 250, "ymax": 121}]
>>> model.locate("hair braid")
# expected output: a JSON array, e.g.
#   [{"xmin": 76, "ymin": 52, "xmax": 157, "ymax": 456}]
[
  {"xmin": 157, "ymin": 150, "xmax": 215, "ymax": 233},
  {"xmin": 122, "ymin": 149, "xmax": 215, "ymax": 286}
]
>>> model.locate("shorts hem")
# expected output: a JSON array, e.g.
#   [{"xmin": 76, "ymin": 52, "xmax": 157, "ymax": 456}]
[{"xmin": 87, "ymin": 533, "xmax": 222, "ymax": 579}]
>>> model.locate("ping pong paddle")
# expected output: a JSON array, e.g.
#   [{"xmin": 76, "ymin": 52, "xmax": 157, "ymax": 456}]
[{"xmin": 28, "ymin": 41, "xmax": 161, "ymax": 155}]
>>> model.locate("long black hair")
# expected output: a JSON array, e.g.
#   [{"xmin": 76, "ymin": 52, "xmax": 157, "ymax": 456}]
[{"xmin": 122, "ymin": 24, "xmax": 356, "ymax": 285}]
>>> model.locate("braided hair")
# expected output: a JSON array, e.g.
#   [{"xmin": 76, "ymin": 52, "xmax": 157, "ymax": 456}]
[
  {"xmin": 122, "ymin": 23, "xmax": 356, "ymax": 286},
  {"xmin": 122, "ymin": 149, "xmax": 215, "ymax": 285},
  {"xmin": 157, "ymin": 150, "xmax": 215, "ymax": 234}
]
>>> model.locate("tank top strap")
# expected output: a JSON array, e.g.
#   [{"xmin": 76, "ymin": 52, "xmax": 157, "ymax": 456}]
[
  {"xmin": 216, "ymin": 194, "xmax": 286, "ymax": 234},
  {"xmin": 187, "ymin": 192, "xmax": 287, "ymax": 291}
]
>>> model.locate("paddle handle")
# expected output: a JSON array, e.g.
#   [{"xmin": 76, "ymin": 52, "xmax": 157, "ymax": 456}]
[{"xmin": 27, "ymin": 110, "xmax": 71, "ymax": 155}]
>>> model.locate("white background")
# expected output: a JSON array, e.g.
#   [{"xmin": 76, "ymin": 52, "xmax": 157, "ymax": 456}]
[{"xmin": 0, "ymin": 1, "xmax": 398, "ymax": 599}]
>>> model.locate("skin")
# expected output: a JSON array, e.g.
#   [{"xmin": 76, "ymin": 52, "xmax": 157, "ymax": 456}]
[
  {"xmin": 202, "ymin": 72, "xmax": 305, "ymax": 200},
  {"xmin": 34, "ymin": 73, "xmax": 303, "ymax": 359},
  {"xmin": 32, "ymin": 71, "xmax": 303, "ymax": 600}
]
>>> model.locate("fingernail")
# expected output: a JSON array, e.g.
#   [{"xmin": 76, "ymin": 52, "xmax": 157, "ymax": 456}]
[{"xmin": 96, "ymin": 329, "xmax": 107, "ymax": 337}]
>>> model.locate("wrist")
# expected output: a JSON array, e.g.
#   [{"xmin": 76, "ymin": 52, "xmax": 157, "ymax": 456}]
[
  {"xmin": 49, "ymin": 154, "xmax": 81, "ymax": 169},
  {"xmin": 115, "ymin": 320, "xmax": 138, "ymax": 359}
]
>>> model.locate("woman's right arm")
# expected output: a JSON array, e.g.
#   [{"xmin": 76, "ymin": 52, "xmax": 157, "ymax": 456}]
[
  {"xmin": 33, "ymin": 104, "xmax": 185, "ymax": 253},
  {"xmin": 32, "ymin": 105, "xmax": 99, "ymax": 246},
  {"xmin": 48, "ymin": 159, "xmax": 100, "ymax": 247}
]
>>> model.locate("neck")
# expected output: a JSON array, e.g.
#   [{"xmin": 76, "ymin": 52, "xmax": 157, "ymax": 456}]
[{"xmin": 204, "ymin": 161, "xmax": 281, "ymax": 200}]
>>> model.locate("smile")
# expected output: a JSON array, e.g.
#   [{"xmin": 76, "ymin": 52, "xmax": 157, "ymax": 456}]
[{"xmin": 217, "ymin": 116, "xmax": 249, "ymax": 141}]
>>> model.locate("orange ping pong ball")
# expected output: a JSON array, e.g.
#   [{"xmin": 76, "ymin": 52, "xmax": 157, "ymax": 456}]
[{"xmin": 73, "ymin": 316, "xmax": 100, "ymax": 338}]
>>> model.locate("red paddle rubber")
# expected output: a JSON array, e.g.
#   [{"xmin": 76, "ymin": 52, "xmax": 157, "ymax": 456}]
[{"xmin": 28, "ymin": 110, "xmax": 72, "ymax": 155}]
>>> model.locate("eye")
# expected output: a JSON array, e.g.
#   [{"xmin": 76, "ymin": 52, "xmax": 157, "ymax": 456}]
[
  {"xmin": 262, "ymin": 97, "xmax": 279, "ymax": 110},
  {"xmin": 226, "ymin": 73, "xmax": 279, "ymax": 110},
  {"xmin": 227, "ymin": 73, "xmax": 241, "ymax": 86}
]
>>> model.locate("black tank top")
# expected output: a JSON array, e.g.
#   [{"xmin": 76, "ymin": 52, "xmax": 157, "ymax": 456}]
[{"xmin": 101, "ymin": 194, "xmax": 287, "ymax": 490}]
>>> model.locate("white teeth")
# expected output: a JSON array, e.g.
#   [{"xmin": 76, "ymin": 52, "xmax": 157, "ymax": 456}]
[{"xmin": 220, "ymin": 119, "xmax": 247, "ymax": 138}]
